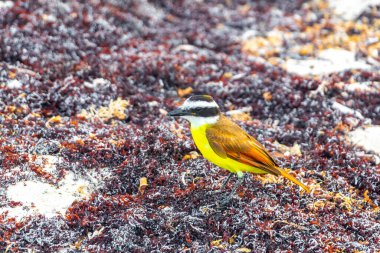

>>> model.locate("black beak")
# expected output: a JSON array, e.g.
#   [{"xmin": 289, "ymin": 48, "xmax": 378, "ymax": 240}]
[{"xmin": 168, "ymin": 107, "xmax": 188, "ymax": 117}]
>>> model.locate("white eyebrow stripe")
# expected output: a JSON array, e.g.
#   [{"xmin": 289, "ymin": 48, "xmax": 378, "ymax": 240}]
[{"xmin": 182, "ymin": 100, "xmax": 218, "ymax": 109}]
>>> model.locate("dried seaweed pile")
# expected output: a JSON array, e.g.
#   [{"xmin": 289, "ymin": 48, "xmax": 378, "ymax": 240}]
[{"xmin": 0, "ymin": 0, "xmax": 379, "ymax": 252}]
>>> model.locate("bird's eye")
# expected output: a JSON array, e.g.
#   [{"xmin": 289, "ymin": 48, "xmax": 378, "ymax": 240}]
[{"xmin": 191, "ymin": 107, "xmax": 219, "ymax": 117}]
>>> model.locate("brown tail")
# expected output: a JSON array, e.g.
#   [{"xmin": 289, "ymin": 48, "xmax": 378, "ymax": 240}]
[
  {"xmin": 238, "ymin": 154, "xmax": 310, "ymax": 193},
  {"xmin": 276, "ymin": 167, "xmax": 310, "ymax": 193}
]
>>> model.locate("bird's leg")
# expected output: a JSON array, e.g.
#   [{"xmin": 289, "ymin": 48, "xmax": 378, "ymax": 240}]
[
  {"xmin": 229, "ymin": 171, "xmax": 244, "ymax": 197},
  {"xmin": 220, "ymin": 173, "xmax": 233, "ymax": 190},
  {"xmin": 220, "ymin": 172, "xmax": 244, "ymax": 205}
]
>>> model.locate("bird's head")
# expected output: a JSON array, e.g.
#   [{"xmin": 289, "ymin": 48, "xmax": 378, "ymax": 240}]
[{"xmin": 168, "ymin": 95, "xmax": 221, "ymax": 127}]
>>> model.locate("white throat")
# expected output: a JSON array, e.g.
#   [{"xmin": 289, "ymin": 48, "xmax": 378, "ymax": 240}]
[{"xmin": 182, "ymin": 115, "xmax": 219, "ymax": 128}]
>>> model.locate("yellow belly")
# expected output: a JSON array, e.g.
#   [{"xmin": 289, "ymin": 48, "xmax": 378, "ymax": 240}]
[{"xmin": 190, "ymin": 125, "xmax": 267, "ymax": 175}]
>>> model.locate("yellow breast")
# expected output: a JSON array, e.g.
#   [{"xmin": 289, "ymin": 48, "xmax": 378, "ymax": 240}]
[{"xmin": 190, "ymin": 124, "xmax": 267, "ymax": 175}]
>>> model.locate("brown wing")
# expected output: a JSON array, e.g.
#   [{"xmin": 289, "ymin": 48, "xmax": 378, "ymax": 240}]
[
  {"xmin": 206, "ymin": 115, "xmax": 310, "ymax": 193},
  {"xmin": 206, "ymin": 115, "xmax": 280, "ymax": 175}
]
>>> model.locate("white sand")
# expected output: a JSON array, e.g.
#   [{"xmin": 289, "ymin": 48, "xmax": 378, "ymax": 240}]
[
  {"xmin": 6, "ymin": 79, "xmax": 22, "ymax": 89},
  {"xmin": 284, "ymin": 49, "xmax": 370, "ymax": 76},
  {"xmin": 348, "ymin": 126, "xmax": 380, "ymax": 155},
  {"xmin": 1, "ymin": 172, "xmax": 91, "ymax": 220},
  {"xmin": 329, "ymin": 0, "xmax": 380, "ymax": 20},
  {"xmin": 0, "ymin": 155, "xmax": 112, "ymax": 221}
]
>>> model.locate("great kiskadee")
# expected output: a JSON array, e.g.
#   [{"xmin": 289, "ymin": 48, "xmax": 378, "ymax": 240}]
[{"xmin": 169, "ymin": 95, "xmax": 310, "ymax": 197}]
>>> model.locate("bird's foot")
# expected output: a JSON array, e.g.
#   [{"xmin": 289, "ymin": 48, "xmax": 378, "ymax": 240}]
[{"xmin": 216, "ymin": 193, "xmax": 233, "ymax": 207}]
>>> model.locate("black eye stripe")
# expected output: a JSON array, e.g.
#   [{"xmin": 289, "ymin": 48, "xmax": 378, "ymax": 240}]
[{"xmin": 189, "ymin": 107, "xmax": 220, "ymax": 117}]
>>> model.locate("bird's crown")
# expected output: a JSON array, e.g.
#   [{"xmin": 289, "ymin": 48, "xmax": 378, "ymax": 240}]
[
  {"xmin": 168, "ymin": 94, "xmax": 220, "ymax": 119},
  {"xmin": 182, "ymin": 95, "xmax": 219, "ymax": 110}
]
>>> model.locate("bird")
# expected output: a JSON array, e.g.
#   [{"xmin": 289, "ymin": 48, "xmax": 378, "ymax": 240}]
[{"xmin": 168, "ymin": 95, "xmax": 310, "ymax": 200}]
